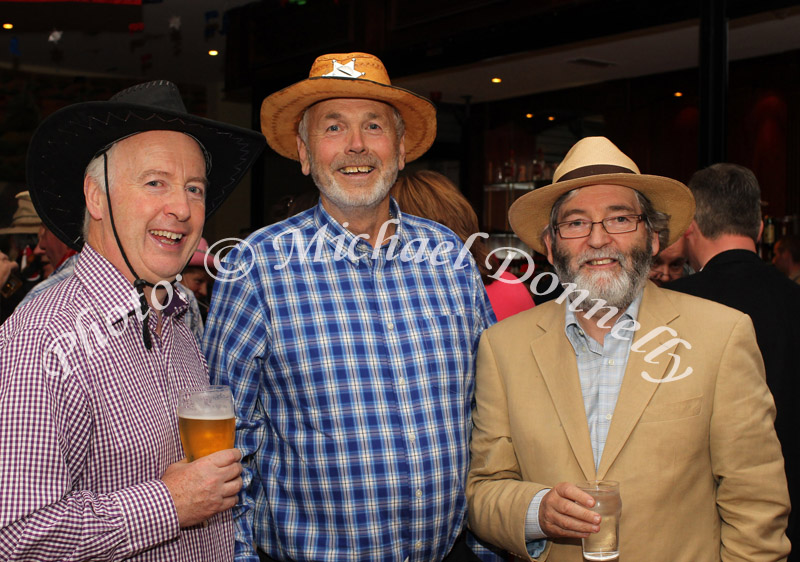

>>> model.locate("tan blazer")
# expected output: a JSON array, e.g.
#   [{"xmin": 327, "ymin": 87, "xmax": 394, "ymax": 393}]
[{"xmin": 467, "ymin": 282, "xmax": 790, "ymax": 561}]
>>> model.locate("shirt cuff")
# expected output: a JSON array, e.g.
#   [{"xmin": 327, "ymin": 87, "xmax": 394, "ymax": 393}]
[
  {"xmin": 525, "ymin": 488, "xmax": 550, "ymax": 540},
  {"xmin": 113, "ymin": 479, "xmax": 180, "ymax": 556}
]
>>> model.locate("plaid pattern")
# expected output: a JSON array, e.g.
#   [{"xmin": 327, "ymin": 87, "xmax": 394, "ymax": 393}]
[
  {"xmin": 0, "ymin": 245, "xmax": 232, "ymax": 561},
  {"xmin": 564, "ymin": 293, "xmax": 642, "ymax": 470},
  {"xmin": 204, "ymin": 200, "xmax": 495, "ymax": 562},
  {"xmin": 18, "ymin": 253, "xmax": 206, "ymax": 347}
]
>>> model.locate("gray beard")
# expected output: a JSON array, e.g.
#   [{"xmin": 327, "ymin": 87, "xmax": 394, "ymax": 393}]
[
  {"xmin": 552, "ymin": 238, "xmax": 654, "ymax": 311},
  {"xmin": 309, "ymin": 151, "xmax": 399, "ymax": 211}
]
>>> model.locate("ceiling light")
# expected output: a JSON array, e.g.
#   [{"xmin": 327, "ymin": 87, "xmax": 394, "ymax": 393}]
[
  {"xmin": 491, "ymin": 77, "xmax": 502, "ymax": 84},
  {"xmin": 547, "ymin": 116, "xmax": 555, "ymax": 121},
  {"xmin": 208, "ymin": 50, "xmax": 219, "ymax": 57},
  {"xmin": 2, "ymin": 23, "xmax": 13, "ymax": 30},
  {"xmin": 525, "ymin": 113, "xmax": 533, "ymax": 119},
  {"xmin": 674, "ymin": 91, "xmax": 683, "ymax": 97}
]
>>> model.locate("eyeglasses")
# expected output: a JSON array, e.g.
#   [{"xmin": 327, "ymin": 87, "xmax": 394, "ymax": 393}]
[{"xmin": 554, "ymin": 214, "xmax": 645, "ymax": 239}]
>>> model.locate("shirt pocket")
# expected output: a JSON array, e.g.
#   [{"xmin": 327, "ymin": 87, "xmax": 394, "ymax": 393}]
[{"xmin": 415, "ymin": 314, "xmax": 473, "ymax": 397}]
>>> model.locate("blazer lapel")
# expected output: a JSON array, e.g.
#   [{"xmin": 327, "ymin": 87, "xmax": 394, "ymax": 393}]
[
  {"xmin": 531, "ymin": 306, "xmax": 597, "ymax": 480},
  {"xmin": 597, "ymin": 283, "xmax": 681, "ymax": 478}
]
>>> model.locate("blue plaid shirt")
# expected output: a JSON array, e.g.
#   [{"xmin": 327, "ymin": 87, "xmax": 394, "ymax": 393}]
[{"xmin": 203, "ymin": 200, "xmax": 495, "ymax": 562}]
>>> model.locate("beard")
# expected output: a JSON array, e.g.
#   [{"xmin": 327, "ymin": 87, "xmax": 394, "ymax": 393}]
[
  {"xmin": 552, "ymin": 236, "xmax": 654, "ymax": 311},
  {"xmin": 308, "ymin": 150, "xmax": 400, "ymax": 211}
]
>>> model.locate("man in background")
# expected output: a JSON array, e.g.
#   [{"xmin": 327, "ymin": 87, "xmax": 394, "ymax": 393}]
[
  {"xmin": 648, "ymin": 237, "xmax": 689, "ymax": 286},
  {"xmin": 666, "ymin": 162, "xmax": 800, "ymax": 560},
  {"xmin": 773, "ymin": 234, "xmax": 800, "ymax": 283}
]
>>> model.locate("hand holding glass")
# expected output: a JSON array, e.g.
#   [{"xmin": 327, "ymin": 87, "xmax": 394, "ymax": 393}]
[
  {"xmin": 178, "ymin": 385, "xmax": 235, "ymax": 462},
  {"xmin": 576, "ymin": 480, "xmax": 621, "ymax": 561}
]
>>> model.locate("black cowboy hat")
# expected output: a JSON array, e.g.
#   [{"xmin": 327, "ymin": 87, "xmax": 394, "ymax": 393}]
[{"xmin": 26, "ymin": 80, "xmax": 265, "ymax": 250}]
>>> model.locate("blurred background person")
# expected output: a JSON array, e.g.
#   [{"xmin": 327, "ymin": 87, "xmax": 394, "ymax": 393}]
[
  {"xmin": 393, "ymin": 169, "xmax": 534, "ymax": 321},
  {"xmin": 0, "ymin": 191, "xmax": 47, "ymax": 322},
  {"xmin": 648, "ymin": 237, "xmax": 690, "ymax": 286},
  {"xmin": 18, "ymin": 224, "xmax": 78, "ymax": 308},
  {"xmin": 180, "ymin": 237, "xmax": 215, "ymax": 322},
  {"xmin": 773, "ymin": 234, "xmax": 800, "ymax": 283}
]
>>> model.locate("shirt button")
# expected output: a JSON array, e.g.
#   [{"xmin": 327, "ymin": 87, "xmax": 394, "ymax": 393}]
[
  {"xmin": 415, "ymin": 541, "xmax": 423, "ymax": 549},
  {"xmin": 387, "ymin": 322, "xmax": 394, "ymax": 331},
  {"xmin": 409, "ymin": 433, "xmax": 416, "ymax": 442},
  {"xmin": 608, "ymin": 359, "xmax": 615, "ymax": 365},
  {"xmin": 375, "ymin": 271, "xmax": 382, "ymax": 279},
  {"xmin": 606, "ymin": 414, "xmax": 613, "ymax": 420},
  {"xmin": 582, "ymin": 346, "xmax": 587, "ymax": 353},
  {"xmin": 416, "ymin": 489, "xmax": 422, "ymax": 498},
  {"xmin": 398, "ymin": 377, "xmax": 405, "ymax": 385}
]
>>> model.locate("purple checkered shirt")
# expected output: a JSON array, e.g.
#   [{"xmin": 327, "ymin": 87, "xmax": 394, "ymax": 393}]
[{"xmin": 0, "ymin": 245, "xmax": 233, "ymax": 561}]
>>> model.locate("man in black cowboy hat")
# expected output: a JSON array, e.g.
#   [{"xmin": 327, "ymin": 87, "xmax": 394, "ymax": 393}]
[
  {"xmin": 204, "ymin": 52, "xmax": 497, "ymax": 562},
  {"xmin": 0, "ymin": 80, "xmax": 264, "ymax": 561},
  {"xmin": 466, "ymin": 137, "xmax": 789, "ymax": 561}
]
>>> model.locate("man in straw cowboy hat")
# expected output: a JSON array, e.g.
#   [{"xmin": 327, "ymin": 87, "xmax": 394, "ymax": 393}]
[
  {"xmin": 465, "ymin": 136, "xmax": 790, "ymax": 561},
  {"xmin": 0, "ymin": 190, "xmax": 45, "ymax": 320},
  {"xmin": 0, "ymin": 80, "xmax": 265, "ymax": 560},
  {"xmin": 204, "ymin": 53, "xmax": 497, "ymax": 561}
]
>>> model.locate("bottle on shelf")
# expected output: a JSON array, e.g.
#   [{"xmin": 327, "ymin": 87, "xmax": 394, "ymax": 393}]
[{"xmin": 762, "ymin": 215, "xmax": 776, "ymax": 261}]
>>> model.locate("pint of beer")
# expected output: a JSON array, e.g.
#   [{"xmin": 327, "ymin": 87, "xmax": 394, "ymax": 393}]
[{"xmin": 178, "ymin": 386, "xmax": 235, "ymax": 461}]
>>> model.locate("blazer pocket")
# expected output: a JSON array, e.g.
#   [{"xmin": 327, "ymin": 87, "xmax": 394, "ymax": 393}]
[{"xmin": 640, "ymin": 396, "xmax": 703, "ymax": 423}]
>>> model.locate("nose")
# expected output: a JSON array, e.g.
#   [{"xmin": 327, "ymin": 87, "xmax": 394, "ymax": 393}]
[
  {"xmin": 586, "ymin": 221, "xmax": 612, "ymax": 248},
  {"xmin": 165, "ymin": 189, "xmax": 192, "ymax": 222},
  {"xmin": 346, "ymin": 128, "xmax": 366, "ymax": 154}
]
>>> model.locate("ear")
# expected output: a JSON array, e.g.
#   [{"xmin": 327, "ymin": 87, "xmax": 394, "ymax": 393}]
[
  {"xmin": 84, "ymin": 175, "xmax": 106, "ymax": 221},
  {"xmin": 396, "ymin": 134, "xmax": 406, "ymax": 172},
  {"xmin": 297, "ymin": 136, "xmax": 311, "ymax": 176},
  {"xmin": 757, "ymin": 220, "xmax": 764, "ymax": 242},
  {"xmin": 543, "ymin": 231, "xmax": 555, "ymax": 266},
  {"xmin": 650, "ymin": 229, "xmax": 660, "ymax": 257}
]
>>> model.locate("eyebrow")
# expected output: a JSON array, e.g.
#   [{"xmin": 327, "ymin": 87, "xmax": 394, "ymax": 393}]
[
  {"xmin": 559, "ymin": 203, "xmax": 639, "ymax": 220},
  {"xmin": 138, "ymin": 169, "xmax": 208, "ymax": 188},
  {"xmin": 321, "ymin": 111, "xmax": 384, "ymax": 121}
]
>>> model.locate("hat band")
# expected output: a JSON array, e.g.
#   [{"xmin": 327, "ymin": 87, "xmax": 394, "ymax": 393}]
[{"xmin": 557, "ymin": 164, "xmax": 635, "ymax": 182}]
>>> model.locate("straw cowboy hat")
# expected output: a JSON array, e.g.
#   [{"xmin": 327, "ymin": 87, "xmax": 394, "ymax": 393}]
[
  {"xmin": 508, "ymin": 136, "xmax": 695, "ymax": 255},
  {"xmin": 260, "ymin": 52, "xmax": 436, "ymax": 162},
  {"xmin": 26, "ymin": 80, "xmax": 265, "ymax": 250},
  {"xmin": 0, "ymin": 191, "xmax": 41, "ymax": 235}
]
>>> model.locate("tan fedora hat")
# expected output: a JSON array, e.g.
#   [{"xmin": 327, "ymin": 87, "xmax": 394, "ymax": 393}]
[
  {"xmin": 261, "ymin": 52, "xmax": 436, "ymax": 162},
  {"xmin": 508, "ymin": 137, "xmax": 695, "ymax": 255},
  {"xmin": 0, "ymin": 191, "xmax": 42, "ymax": 235}
]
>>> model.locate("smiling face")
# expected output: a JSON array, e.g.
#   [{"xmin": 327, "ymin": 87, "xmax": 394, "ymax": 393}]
[
  {"xmin": 545, "ymin": 184, "xmax": 659, "ymax": 310},
  {"xmin": 84, "ymin": 130, "xmax": 207, "ymax": 285},
  {"xmin": 296, "ymin": 98, "xmax": 405, "ymax": 215}
]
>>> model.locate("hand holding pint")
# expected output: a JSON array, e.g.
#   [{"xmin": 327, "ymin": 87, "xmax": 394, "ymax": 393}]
[
  {"xmin": 178, "ymin": 385, "xmax": 235, "ymax": 461},
  {"xmin": 576, "ymin": 480, "xmax": 621, "ymax": 561}
]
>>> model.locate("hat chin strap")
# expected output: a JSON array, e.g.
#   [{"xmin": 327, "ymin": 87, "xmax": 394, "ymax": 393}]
[{"xmin": 101, "ymin": 151, "xmax": 159, "ymax": 350}]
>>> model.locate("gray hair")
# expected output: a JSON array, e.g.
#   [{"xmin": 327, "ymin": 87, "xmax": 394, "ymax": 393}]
[
  {"xmin": 81, "ymin": 144, "xmax": 119, "ymax": 240},
  {"xmin": 688, "ymin": 163, "xmax": 761, "ymax": 243},
  {"xmin": 545, "ymin": 187, "xmax": 670, "ymax": 250},
  {"xmin": 296, "ymin": 102, "xmax": 406, "ymax": 148}
]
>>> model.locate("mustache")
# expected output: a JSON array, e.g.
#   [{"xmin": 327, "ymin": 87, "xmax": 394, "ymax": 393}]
[
  {"xmin": 330, "ymin": 155, "xmax": 381, "ymax": 169},
  {"xmin": 577, "ymin": 249, "xmax": 627, "ymax": 266}
]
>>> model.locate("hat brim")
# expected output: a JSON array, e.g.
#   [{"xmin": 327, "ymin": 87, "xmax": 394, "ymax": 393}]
[
  {"xmin": 27, "ymin": 102, "xmax": 265, "ymax": 251},
  {"xmin": 508, "ymin": 173, "xmax": 695, "ymax": 255},
  {"xmin": 260, "ymin": 76, "xmax": 436, "ymax": 162}
]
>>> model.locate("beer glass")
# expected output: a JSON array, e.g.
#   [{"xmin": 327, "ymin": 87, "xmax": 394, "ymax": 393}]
[
  {"xmin": 178, "ymin": 385, "xmax": 235, "ymax": 461},
  {"xmin": 577, "ymin": 480, "xmax": 621, "ymax": 561}
]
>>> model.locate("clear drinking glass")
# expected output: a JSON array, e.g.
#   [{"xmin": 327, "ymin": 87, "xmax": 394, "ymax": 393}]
[
  {"xmin": 576, "ymin": 480, "xmax": 622, "ymax": 561},
  {"xmin": 177, "ymin": 385, "xmax": 235, "ymax": 461}
]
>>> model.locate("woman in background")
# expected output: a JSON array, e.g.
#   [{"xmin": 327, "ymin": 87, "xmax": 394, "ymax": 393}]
[{"xmin": 392, "ymin": 170, "xmax": 534, "ymax": 321}]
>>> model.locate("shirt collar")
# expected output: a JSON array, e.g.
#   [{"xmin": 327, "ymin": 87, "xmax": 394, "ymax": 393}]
[
  {"xmin": 75, "ymin": 244, "xmax": 188, "ymax": 323},
  {"xmin": 311, "ymin": 197, "xmax": 404, "ymax": 265},
  {"xmin": 564, "ymin": 289, "xmax": 643, "ymax": 341}
]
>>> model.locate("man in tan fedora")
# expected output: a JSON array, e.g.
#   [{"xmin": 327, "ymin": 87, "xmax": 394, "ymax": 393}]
[
  {"xmin": 204, "ymin": 53, "xmax": 497, "ymax": 561},
  {"xmin": 466, "ymin": 136, "xmax": 790, "ymax": 561}
]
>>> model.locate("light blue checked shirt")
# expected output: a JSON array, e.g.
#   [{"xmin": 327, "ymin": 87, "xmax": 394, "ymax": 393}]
[
  {"xmin": 203, "ymin": 200, "xmax": 495, "ymax": 562},
  {"xmin": 524, "ymin": 293, "xmax": 642, "ymax": 552}
]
